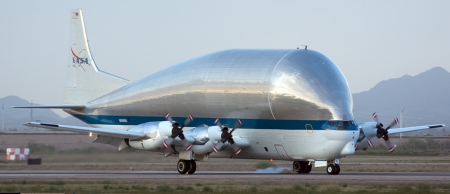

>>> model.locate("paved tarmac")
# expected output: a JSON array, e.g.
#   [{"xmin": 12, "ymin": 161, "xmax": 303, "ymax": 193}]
[{"xmin": 1, "ymin": 171, "xmax": 449, "ymax": 184}]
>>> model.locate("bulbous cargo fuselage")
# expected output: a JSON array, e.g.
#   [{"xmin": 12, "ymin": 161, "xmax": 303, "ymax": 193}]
[
  {"xmin": 74, "ymin": 49, "xmax": 353, "ymax": 124},
  {"xmin": 66, "ymin": 49, "xmax": 357, "ymax": 160}
]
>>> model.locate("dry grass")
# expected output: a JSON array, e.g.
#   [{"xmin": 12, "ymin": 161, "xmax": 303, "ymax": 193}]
[{"xmin": 0, "ymin": 180, "xmax": 449, "ymax": 194}]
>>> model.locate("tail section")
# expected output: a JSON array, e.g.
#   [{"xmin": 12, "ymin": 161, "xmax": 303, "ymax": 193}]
[{"xmin": 64, "ymin": 10, "xmax": 129, "ymax": 104}]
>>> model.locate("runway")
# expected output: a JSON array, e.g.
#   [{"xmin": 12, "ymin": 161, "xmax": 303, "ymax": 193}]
[{"xmin": 1, "ymin": 171, "xmax": 450, "ymax": 184}]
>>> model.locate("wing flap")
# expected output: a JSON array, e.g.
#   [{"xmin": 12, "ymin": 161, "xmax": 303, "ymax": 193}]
[
  {"xmin": 24, "ymin": 122, "xmax": 146, "ymax": 140},
  {"xmin": 388, "ymin": 124, "xmax": 445, "ymax": 134}
]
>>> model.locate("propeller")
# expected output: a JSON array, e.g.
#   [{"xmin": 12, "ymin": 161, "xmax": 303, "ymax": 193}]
[
  {"xmin": 165, "ymin": 112, "xmax": 194, "ymax": 128},
  {"xmin": 372, "ymin": 112, "xmax": 399, "ymax": 152},
  {"xmin": 163, "ymin": 113, "xmax": 194, "ymax": 150},
  {"xmin": 214, "ymin": 118, "xmax": 242, "ymax": 134},
  {"xmin": 212, "ymin": 118, "xmax": 243, "ymax": 154}
]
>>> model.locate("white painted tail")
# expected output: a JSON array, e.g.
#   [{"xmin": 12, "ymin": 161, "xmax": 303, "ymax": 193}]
[{"xmin": 64, "ymin": 10, "xmax": 129, "ymax": 104}]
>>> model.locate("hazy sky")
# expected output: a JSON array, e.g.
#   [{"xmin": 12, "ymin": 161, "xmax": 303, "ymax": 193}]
[{"xmin": 1, "ymin": 1, "xmax": 450, "ymax": 117}]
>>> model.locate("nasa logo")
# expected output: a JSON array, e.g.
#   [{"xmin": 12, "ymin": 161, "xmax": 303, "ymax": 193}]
[
  {"xmin": 72, "ymin": 57, "xmax": 89, "ymax": 64},
  {"xmin": 71, "ymin": 47, "xmax": 91, "ymax": 72}
]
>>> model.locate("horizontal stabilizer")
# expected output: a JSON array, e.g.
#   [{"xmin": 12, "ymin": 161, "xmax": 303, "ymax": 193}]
[
  {"xmin": 388, "ymin": 124, "xmax": 445, "ymax": 134},
  {"xmin": 24, "ymin": 122, "xmax": 147, "ymax": 140},
  {"xmin": 12, "ymin": 105, "xmax": 85, "ymax": 109}
]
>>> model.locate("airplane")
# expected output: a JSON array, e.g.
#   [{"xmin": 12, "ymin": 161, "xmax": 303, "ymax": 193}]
[{"xmin": 14, "ymin": 9, "xmax": 445, "ymax": 175}]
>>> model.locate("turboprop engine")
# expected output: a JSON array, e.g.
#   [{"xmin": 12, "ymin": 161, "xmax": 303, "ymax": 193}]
[
  {"xmin": 355, "ymin": 122, "xmax": 378, "ymax": 151},
  {"xmin": 110, "ymin": 117, "xmax": 249, "ymax": 156},
  {"xmin": 125, "ymin": 121, "xmax": 173, "ymax": 151},
  {"xmin": 355, "ymin": 112, "xmax": 399, "ymax": 152}
]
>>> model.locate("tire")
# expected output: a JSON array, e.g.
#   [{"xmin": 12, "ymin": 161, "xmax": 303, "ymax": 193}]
[
  {"xmin": 303, "ymin": 162, "xmax": 312, "ymax": 174},
  {"xmin": 177, "ymin": 159, "xmax": 188, "ymax": 174},
  {"xmin": 187, "ymin": 160, "xmax": 197, "ymax": 174},
  {"xmin": 293, "ymin": 161, "xmax": 306, "ymax": 174},
  {"xmin": 326, "ymin": 164, "xmax": 335, "ymax": 175},
  {"xmin": 334, "ymin": 164, "xmax": 340, "ymax": 175},
  {"xmin": 293, "ymin": 161, "xmax": 302, "ymax": 173}
]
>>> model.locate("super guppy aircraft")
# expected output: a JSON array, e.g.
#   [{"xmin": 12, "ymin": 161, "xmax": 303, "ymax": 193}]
[{"xmin": 15, "ymin": 10, "xmax": 445, "ymax": 175}]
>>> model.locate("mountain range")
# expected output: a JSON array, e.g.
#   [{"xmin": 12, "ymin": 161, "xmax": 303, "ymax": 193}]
[
  {"xmin": 0, "ymin": 96, "xmax": 87, "ymax": 130},
  {"xmin": 353, "ymin": 66, "xmax": 449, "ymax": 136},
  {"xmin": 1, "ymin": 66, "xmax": 449, "ymax": 135}
]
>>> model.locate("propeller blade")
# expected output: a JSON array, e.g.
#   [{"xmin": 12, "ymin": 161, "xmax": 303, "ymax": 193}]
[
  {"xmin": 372, "ymin": 112, "xmax": 380, "ymax": 124},
  {"xmin": 385, "ymin": 139, "xmax": 396, "ymax": 153},
  {"xmin": 386, "ymin": 118, "xmax": 399, "ymax": 130},
  {"xmin": 214, "ymin": 118, "xmax": 223, "ymax": 130},
  {"xmin": 231, "ymin": 143, "xmax": 242, "ymax": 155},
  {"xmin": 165, "ymin": 112, "xmax": 173, "ymax": 122},
  {"xmin": 367, "ymin": 139, "xmax": 373, "ymax": 147},
  {"xmin": 183, "ymin": 114, "xmax": 194, "ymax": 126},
  {"xmin": 230, "ymin": 119, "xmax": 242, "ymax": 134}
]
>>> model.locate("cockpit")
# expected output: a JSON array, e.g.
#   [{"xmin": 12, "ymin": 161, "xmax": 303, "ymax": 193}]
[{"xmin": 323, "ymin": 120, "xmax": 358, "ymax": 131}]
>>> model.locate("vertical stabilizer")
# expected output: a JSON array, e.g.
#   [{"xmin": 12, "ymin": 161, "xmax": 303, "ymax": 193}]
[{"xmin": 64, "ymin": 9, "xmax": 129, "ymax": 104}]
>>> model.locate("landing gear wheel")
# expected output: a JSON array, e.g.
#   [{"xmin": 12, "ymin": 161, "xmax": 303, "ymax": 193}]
[
  {"xmin": 293, "ymin": 161, "xmax": 306, "ymax": 174},
  {"xmin": 326, "ymin": 164, "xmax": 336, "ymax": 175},
  {"xmin": 334, "ymin": 164, "xmax": 340, "ymax": 175},
  {"xmin": 303, "ymin": 162, "xmax": 312, "ymax": 174},
  {"xmin": 187, "ymin": 160, "xmax": 197, "ymax": 174},
  {"xmin": 177, "ymin": 159, "xmax": 188, "ymax": 174}
]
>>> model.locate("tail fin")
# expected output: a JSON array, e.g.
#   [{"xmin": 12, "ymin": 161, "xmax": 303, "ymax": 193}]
[{"xmin": 64, "ymin": 10, "xmax": 129, "ymax": 104}]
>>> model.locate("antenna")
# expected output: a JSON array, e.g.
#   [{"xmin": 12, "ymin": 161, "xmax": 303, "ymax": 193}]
[
  {"xmin": 2, "ymin": 104, "xmax": 4, "ymax": 131},
  {"xmin": 400, "ymin": 108, "xmax": 405, "ymax": 149},
  {"xmin": 400, "ymin": 108, "xmax": 405, "ymax": 128},
  {"xmin": 30, "ymin": 100, "xmax": 33, "ymax": 131},
  {"xmin": 301, "ymin": 45, "xmax": 308, "ymax": 50}
]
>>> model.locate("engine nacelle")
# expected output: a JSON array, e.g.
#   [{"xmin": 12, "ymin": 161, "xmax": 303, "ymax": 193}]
[
  {"xmin": 190, "ymin": 126, "xmax": 221, "ymax": 154},
  {"xmin": 355, "ymin": 122, "xmax": 378, "ymax": 151},
  {"xmin": 127, "ymin": 121, "xmax": 172, "ymax": 151},
  {"xmin": 208, "ymin": 126, "xmax": 222, "ymax": 143}
]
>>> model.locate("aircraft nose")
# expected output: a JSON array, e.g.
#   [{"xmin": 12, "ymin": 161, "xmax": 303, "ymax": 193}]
[
  {"xmin": 269, "ymin": 50, "xmax": 353, "ymax": 121},
  {"xmin": 340, "ymin": 141, "xmax": 355, "ymax": 156}
]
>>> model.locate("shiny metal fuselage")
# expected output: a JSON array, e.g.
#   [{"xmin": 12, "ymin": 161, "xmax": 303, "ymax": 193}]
[{"xmin": 66, "ymin": 49, "xmax": 357, "ymax": 160}]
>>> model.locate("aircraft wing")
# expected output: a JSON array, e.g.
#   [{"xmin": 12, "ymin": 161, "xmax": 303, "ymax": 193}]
[
  {"xmin": 24, "ymin": 122, "xmax": 147, "ymax": 140},
  {"xmin": 12, "ymin": 105, "xmax": 85, "ymax": 109},
  {"xmin": 388, "ymin": 124, "xmax": 445, "ymax": 134}
]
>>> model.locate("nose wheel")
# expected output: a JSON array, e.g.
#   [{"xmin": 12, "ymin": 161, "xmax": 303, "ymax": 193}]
[
  {"xmin": 177, "ymin": 159, "xmax": 197, "ymax": 174},
  {"xmin": 326, "ymin": 164, "xmax": 340, "ymax": 175}
]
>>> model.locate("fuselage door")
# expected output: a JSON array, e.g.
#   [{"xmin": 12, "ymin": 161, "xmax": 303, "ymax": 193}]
[{"xmin": 274, "ymin": 144, "xmax": 291, "ymax": 160}]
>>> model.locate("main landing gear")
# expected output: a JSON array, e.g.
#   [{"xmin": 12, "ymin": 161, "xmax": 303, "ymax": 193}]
[
  {"xmin": 326, "ymin": 164, "xmax": 340, "ymax": 175},
  {"xmin": 177, "ymin": 159, "xmax": 197, "ymax": 174},
  {"xmin": 293, "ymin": 161, "xmax": 312, "ymax": 174}
]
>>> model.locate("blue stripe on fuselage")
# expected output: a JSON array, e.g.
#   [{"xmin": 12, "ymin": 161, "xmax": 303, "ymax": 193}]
[{"xmin": 71, "ymin": 114, "xmax": 358, "ymax": 130}]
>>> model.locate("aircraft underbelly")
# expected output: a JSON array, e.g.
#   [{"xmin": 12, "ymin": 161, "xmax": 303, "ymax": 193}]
[{"xmin": 208, "ymin": 129, "xmax": 355, "ymax": 161}]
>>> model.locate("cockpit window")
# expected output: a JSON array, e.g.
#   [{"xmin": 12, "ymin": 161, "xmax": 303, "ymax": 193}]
[{"xmin": 324, "ymin": 120, "xmax": 357, "ymax": 130}]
